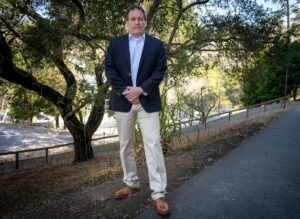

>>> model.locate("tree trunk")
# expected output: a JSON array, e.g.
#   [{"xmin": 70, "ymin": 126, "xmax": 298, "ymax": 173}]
[
  {"xmin": 55, "ymin": 114, "xmax": 59, "ymax": 128},
  {"xmin": 62, "ymin": 112, "xmax": 95, "ymax": 162},
  {"xmin": 72, "ymin": 132, "xmax": 94, "ymax": 162}
]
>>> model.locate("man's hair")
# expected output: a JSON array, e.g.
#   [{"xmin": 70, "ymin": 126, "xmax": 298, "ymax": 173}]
[{"xmin": 125, "ymin": 5, "xmax": 147, "ymax": 21}]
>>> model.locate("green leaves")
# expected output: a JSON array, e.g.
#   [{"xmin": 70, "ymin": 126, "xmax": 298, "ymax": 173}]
[{"xmin": 241, "ymin": 34, "xmax": 300, "ymax": 105}]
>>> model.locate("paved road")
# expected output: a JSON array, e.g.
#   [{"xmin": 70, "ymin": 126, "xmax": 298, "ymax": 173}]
[
  {"xmin": 0, "ymin": 124, "xmax": 73, "ymax": 152},
  {"xmin": 0, "ymin": 120, "xmax": 117, "ymax": 153},
  {"xmin": 136, "ymin": 103, "xmax": 300, "ymax": 218}
]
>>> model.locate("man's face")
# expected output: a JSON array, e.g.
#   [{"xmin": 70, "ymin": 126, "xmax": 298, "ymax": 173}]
[{"xmin": 126, "ymin": 9, "xmax": 147, "ymax": 37}]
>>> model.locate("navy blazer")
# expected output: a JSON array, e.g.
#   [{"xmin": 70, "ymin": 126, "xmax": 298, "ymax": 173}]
[{"xmin": 105, "ymin": 33, "xmax": 167, "ymax": 113}]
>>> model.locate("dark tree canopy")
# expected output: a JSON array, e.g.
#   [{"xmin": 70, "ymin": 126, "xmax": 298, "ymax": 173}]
[{"xmin": 0, "ymin": 0, "xmax": 286, "ymax": 162}]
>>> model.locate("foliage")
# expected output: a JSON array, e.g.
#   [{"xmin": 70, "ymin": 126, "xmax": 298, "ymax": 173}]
[
  {"xmin": 7, "ymin": 85, "xmax": 57, "ymax": 122},
  {"xmin": 145, "ymin": 0, "xmax": 283, "ymax": 150},
  {"xmin": 197, "ymin": 0, "xmax": 283, "ymax": 60},
  {"xmin": 0, "ymin": 0, "xmax": 135, "ymax": 161},
  {"xmin": 0, "ymin": 0, "xmax": 286, "ymax": 161},
  {"xmin": 287, "ymin": 39, "xmax": 300, "ymax": 99},
  {"xmin": 241, "ymin": 30, "xmax": 300, "ymax": 105},
  {"xmin": 179, "ymin": 88, "xmax": 218, "ymax": 122}
]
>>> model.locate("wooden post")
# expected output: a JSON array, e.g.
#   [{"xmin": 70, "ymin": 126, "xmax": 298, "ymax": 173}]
[
  {"xmin": 15, "ymin": 152, "xmax": 19, "ymax": 169},
  {"xmin": 46, "ymin": 149, "xmax": 49, "ymax": 164}
]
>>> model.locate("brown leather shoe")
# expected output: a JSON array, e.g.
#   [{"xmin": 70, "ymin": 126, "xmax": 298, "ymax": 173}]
[
  {"xmin": 115, "ymin": 186, "xmax": 138, "ymax": 199},
  {"xmin": 153, "ymin": 198, "xmax": 171, "ymax": 216}
]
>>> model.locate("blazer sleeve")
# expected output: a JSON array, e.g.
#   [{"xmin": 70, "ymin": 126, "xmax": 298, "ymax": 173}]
[
  {"xmin": 105, "ymin": 40, "xmax": 127, "ymax": 96},
  {"xmin": 139, "ymin": 40, "xmax": 167, "ymax": 97}
]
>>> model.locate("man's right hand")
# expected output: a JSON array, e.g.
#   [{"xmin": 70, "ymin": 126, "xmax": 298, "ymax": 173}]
[{"xmin": 122, "ymin": 86, "xmax": 143, "ymax": 104}]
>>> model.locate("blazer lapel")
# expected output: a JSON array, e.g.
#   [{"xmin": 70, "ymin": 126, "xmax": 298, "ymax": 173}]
[
  {"xmin": 123, "ymin": 34, "xmax": 131, "ymax": 71},
  {"xmin": 138, "ymin": 34, "xmax": 150, "ymax": 74}
]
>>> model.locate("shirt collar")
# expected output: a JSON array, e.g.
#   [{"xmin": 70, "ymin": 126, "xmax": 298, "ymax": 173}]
[{"xmin": 129, "ymin": 33, "xmax": 145, "ymax": 41}]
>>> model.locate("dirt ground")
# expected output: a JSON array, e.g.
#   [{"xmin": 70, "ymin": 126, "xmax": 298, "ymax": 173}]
[{"xmin": 0, "ymin": 111, "xmax": 284, "ymax": 219}]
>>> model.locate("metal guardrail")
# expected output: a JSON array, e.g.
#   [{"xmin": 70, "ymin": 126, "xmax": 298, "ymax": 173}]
[
  {"xmin": 0, "ymin": 135, "xmax": 118, "ymax": 169},
  {"xmin": 172, "ymin": 96, "xmax": 290, "ymax": 130},
  {"xmin": 0, "ymin": 96, "xmax": 290, "ymax": 169}
]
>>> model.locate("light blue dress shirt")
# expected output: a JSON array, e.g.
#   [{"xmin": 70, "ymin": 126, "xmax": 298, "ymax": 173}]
[{"xmin": 129, "ymin": 33, "xmax": 145, "ymax": 87}]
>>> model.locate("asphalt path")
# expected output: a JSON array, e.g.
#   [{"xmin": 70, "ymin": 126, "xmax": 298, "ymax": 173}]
[{"xmin": 136, "ymin": 102, "xmax": 300, "ymax": 218}]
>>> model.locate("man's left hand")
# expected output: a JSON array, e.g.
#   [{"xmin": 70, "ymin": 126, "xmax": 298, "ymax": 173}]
[{"xmin": 122, "ymin": 86, "xmax": 144, "ymax": 103}]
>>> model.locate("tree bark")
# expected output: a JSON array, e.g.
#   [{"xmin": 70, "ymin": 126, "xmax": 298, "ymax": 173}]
[{"xmin": 73, "ymin": 131, "xmax": 94, "ymax": 161}]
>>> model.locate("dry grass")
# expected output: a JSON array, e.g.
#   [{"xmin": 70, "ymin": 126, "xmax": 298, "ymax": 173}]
[{"xmin": 172, "ymin": 111, "xmax": 279, "ymax": 150}]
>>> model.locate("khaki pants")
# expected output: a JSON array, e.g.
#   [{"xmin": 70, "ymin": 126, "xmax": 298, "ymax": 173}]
[{"xmin": 115, "ymin": 104, "xmax": 167, "ymax": 200}]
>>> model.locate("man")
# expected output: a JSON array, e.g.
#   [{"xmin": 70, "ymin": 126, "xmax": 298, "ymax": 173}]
[{"xmin": 105, "ymin": 5, "xmax": 170, "ymax": 216}]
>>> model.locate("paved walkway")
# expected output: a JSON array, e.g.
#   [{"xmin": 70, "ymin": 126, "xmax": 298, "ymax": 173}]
[{"xmin": 136, "ymin": 103, "xmax": 300, "ymax": 218}]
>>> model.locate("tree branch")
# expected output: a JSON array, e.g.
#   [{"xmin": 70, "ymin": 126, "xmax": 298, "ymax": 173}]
[
  {"xmin": 71, "ymin": 0, "xmax": 85, "ymax": 31},
  {"xmin": 182, "ymin": 0, "xmax": 209, "ymax": 13},
  {"xmin": 0, "ymin": 17, "xmax": 21, "ymax": 39},
  {"xmin": 10, "ymin": 3, "xmax": 77, "ymax": 102},
  {"xmin": 146, "ymin": 0, "xmax": 161, "ymax": 30},
  {"xmin": 70, "ymin": 32, "xmax": 111, "ymax": 42},
  {"xmin": 167, "ymin": 0, "xmax": 209, "ymax": 48},
  {"xmin": 167, "ymin": 5, "xmax": 182, "ymax": 48},
  {"xmin": 0, "ymin": 32, "xmax": 65, "ymax": 108}
]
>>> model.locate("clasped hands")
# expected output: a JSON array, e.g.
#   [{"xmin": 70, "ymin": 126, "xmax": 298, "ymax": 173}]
[{"xmin": 122, "ymin": 86, "xmax": 144, "ymax": 104}]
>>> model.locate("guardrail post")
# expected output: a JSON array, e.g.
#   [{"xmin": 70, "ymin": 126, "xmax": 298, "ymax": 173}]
[
  {"xmin": 246, "ymin": 109, "xmax": 249, "ymax": 118},
  {"xmin": 15, "ymin": 152, "xmax": 19, "ymax": 169},
  {"xmin": 46, "ymin": 148, "xmax": 49, "ymax": 164},
  {"xmin": 282, "ymin": 96, "xmax": 289, "ymax": 109}
]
